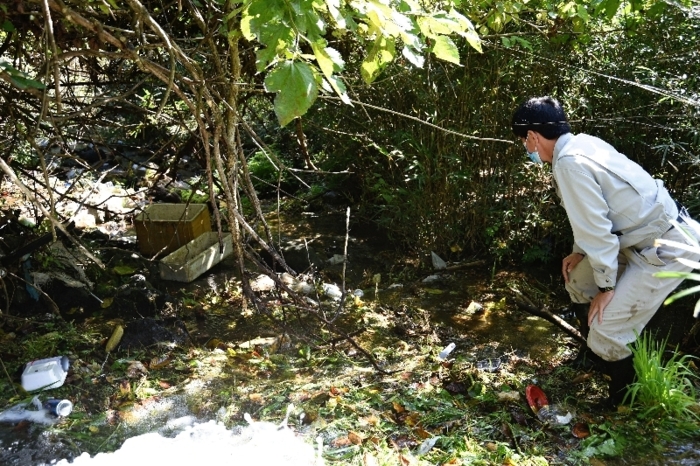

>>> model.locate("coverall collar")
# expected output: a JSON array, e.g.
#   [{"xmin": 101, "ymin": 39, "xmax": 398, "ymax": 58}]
[{"xmin": 552, "ymin": 132, "xmax": 574, "ymax": 169}]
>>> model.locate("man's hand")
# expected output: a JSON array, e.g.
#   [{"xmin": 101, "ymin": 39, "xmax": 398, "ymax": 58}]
[
  {"xmin": 589, "ymin": 290, "xmax": 614, "ymax": 325},
  {"xmin": 562, "ymin": 252, "xmax": 585, "ymax": 283}
]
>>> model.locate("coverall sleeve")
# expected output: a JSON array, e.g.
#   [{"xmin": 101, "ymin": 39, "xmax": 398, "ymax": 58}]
[{"xmin": 554, "ymin": 161, "xmax": 620, "ymax": 289}]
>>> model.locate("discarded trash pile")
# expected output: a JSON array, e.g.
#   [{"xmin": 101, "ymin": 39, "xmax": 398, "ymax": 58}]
[{"xmin": 52, "ymin": 408, "xmax": 322, "ymax": 466}]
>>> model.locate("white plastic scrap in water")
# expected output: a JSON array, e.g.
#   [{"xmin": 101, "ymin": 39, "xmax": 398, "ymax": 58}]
[
  {"xmin": 438, "ymin": 343, "xmax": 456, "ymax": 360},
  {"xmin": 431, "ymin": 251, "xmax": 447, "ymax": 270}
]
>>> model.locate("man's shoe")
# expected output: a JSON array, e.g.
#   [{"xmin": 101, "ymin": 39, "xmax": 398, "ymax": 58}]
[
  {"xmin": 605, "ymin": 356, "xmax": 636, "ymax": 406},
  {"xmin": 568, "ymin": 346, "xmax": 603, "ymax": 371}
]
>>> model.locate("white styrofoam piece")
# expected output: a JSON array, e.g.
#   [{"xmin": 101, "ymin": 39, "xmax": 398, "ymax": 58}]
[
  {"xmin": 159, "ymin": 232, "xmax": 233, "ymax": 282},
  {"xmin": 21, "ymin": 356, "xmax": 70, "ymax": 392}
]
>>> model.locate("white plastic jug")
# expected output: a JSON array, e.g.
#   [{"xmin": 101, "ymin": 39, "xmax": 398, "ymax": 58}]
[{"xmin": 21, "ymin": 356, "xmax": 70, "ymax": 391}]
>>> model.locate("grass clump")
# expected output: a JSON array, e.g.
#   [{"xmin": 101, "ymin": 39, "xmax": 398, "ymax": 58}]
[{"xmin": 628, "ymin": 332, "xmax": 699, "ymax": 421}]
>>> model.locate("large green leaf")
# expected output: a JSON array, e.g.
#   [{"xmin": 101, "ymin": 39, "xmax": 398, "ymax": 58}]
[
  {"xmin": 431, "ymin": 36, "xmax": 460, "ymax": 64},
  {"xmin": 449, "ymin": 8, "xmax": 482, "ymax": 52},
  {"xmin": 264, "ymin": 61, "xmax": 319, "ymax": 126}
]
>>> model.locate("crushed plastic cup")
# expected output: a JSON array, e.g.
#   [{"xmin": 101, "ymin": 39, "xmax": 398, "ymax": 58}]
[{"xmin": 536, "ymin": 405, "xmax": 572, "ymax": 425}]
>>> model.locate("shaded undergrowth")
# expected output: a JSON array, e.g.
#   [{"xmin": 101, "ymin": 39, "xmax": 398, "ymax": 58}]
[{"xmin": 1, "ymin": 264, "xmax": 700, "ymax": 466}]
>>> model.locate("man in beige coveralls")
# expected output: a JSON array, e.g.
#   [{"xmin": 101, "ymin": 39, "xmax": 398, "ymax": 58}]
[{"xmin": 511, "ymin": 96, "xmax": 700, "ymax": 405}]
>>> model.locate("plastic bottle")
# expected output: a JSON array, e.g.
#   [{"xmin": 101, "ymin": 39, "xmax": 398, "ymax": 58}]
[{"xmin": 438, "ymin": 343, "xmax": 456, "ymax": 360}]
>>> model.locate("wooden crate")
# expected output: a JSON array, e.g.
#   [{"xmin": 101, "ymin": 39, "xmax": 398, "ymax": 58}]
[{"xmin": 134, "ymin": 204, "xmax": 211, "ymax": 256}]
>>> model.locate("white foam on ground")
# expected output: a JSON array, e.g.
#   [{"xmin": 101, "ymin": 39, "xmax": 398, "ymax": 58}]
[{"xmin": 48, "ymin": 418, "xmax": 321, "ymax": 466}]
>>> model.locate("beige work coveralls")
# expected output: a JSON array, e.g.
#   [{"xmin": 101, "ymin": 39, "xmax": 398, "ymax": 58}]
[{"xmin": 553, "ymin": 133, "xmax": 700, "ymax": 362}]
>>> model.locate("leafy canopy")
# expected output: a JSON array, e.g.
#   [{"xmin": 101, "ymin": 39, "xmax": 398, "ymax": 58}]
[{"xmin": 241, "ymin": 0, "xmax": 482, "ymax": 126}]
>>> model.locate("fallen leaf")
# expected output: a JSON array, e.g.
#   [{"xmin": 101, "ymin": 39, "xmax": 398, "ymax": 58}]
[
  {"xmin": 248, "ymin": 393, "xmax": 264, "ymax": 402},
  {"xmin": 572, "ymin": 422, "xmax": 590, "ymax": 439},
  {"xmin": 158, "ymin": 380, "xmax": 171, "ymax": 389},
  {"xmin": 126, "ymin": 360, "xmax": 148, "ymax": 378},
  {"xmin": 404, "ymin": 412, "xmax": 421, "ymax": 427},
  {"xmin": 392, "ymin": 402, "xmax": 406, "ymax": 413},
  {"xmin": 572, "ymin": 372, "xmax": 593, "ymax": 384},
  {"xmin": 113, "ymin": 265, "xmax": 136, "ymax": 275},
  {"xmin": 119, "ymin": 380, "xmax": 131, "ymax": 396},
  {"xmin": 329, "ymin": 386, "xmax": 348, "ymax": 396},
  {"xmin": 206, "ymin": 339, "xmax": 224, "ymax": 350},
  {"xmin": 391, "ymin": 435, "xmax": 417, "ymax": 449},
  {"xmin": 149, "ymin": 355, "xmax": 171, "ymax": 370},
  {"xmin": 485, "ymin": 442, "xmax": 498, "ymax": 452},
  {"xmin": 497, "ymin": 391, "xmax": 521, "ymax": 402},
  {"xmin": 399, "ymin": 453, "xmax": 416, "ymax": 466},
  {"xmin": 414, "ymin": 427, "xmax": 432, "ymax": 439},
  {"xmin": 331, "ymin": 436, "xmax": 352, "ymax": 447},
  {"xmin": 348, "ymin": 431, "xmax": 364, "ymax": 445},
  {"xmin": 442, "ymin": 458, "xmax": 461, "ymax": 466},
  {"xmin": 442, "ymin": 381, "xmax": 467, "ymax": 395}
]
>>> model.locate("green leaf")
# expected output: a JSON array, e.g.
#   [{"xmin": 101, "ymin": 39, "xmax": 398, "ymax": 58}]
[
  {"xmin": 325, "ymin": 0, "xmax": 347, "ymax": 28},
  {"xmin": 322, "ymin": 75, "xmax": 351, "ymax": 104},
  {"xmin": 254, "ymin": 27, "xmax": 296, "ymax": 71},
  {"xmin": 311, "ymin": 43, "xmax": 349, "ymax": 102},
  {"xmin": 577, "ymin": 4, "xmax": 589, "ymax": 21},
  {"xmin": 663, "ymin": 284, "xmax": 700, "ymax": 305},
  {"xmin": 431, "ymin": 35, "xmax": 460, "ymax": 65},
  {"xmin": 297, "ymin": 1, "xmax": 326, "ymax": 42},
  {"xmin": 402, "ymin": 45, "xmax": 424, "ymax": 68},
  {"xmin": 2, "ymin": 20, "xmax": 15, "ymax": 32},
  {"xmin": 361, "ymin": 36, "xmax": 396, "ymax": 84},
  {"xmin": 603, "ymin": 0, "xmax": 621, "ymax": 19},
  {"xmin": 311, "ymin": 42, "xmax": 344, "ymax": 78},
  {"xmin": 264, "ymin": 61, "xmax": 319, "ymax": 126},
  {"xmin": 4, "ymin": 72, "xmax": 45, "ymax": 90},
  {"xmin": 113, "ymin": 265, "xmax": 136, "ymax": 276},
  {"xmin": 654, "ymin": 272, "xmax": 700, "ymax": 281}
]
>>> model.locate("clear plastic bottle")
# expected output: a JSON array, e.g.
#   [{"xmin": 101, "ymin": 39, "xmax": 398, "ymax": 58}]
[{"xmin": 438, "ymin": 343, "xmax": 456, "ymax": 360}]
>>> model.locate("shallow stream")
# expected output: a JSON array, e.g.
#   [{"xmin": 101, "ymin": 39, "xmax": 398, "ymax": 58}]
[{"xmin": 1, "ymin": 208, "xmax": 699, "ymax": 465}]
